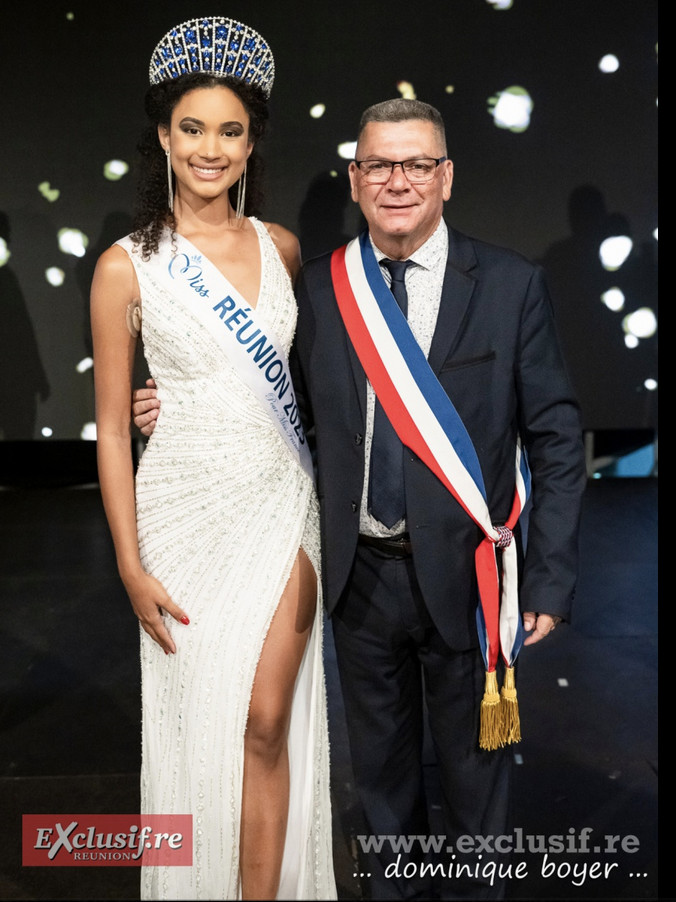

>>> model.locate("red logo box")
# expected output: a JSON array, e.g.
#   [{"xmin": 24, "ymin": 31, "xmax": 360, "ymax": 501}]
[{"xmin": 22, "ymin": 815, "xmax": 193, "ymax": 866}]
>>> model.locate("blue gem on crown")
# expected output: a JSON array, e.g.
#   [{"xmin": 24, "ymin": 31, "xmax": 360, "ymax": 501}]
[{"xmin": 148, "ymin": 16, "xmax": 275, "ymax": 96}]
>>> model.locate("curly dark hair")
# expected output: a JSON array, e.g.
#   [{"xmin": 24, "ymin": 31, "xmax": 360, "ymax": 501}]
[{"xmin": 131, "ymin": 73, "xmax": 269, "ymax": 258}]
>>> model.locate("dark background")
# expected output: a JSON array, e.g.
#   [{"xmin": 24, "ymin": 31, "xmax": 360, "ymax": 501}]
[
  {"xmin": 0, "ymin": 0, "xmax": 657, "ymax": 448},
  {"xmin": 0, "ymin": 5, "xmax": 659, "ymax": 898}
]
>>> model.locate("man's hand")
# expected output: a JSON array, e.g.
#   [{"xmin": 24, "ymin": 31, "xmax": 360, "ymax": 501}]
[
  {"xmin": 132, "ymin": 378, "xmax": 160, "ymax": 436},
  {"xmin": 522, "ymin": 612, "xmax": 562, "ymax": 646}
]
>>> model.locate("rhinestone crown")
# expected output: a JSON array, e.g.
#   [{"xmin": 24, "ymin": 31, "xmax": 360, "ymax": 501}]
[{"xmin": 149, "ymin": 17, "xmax": 275, "ymax": 96}]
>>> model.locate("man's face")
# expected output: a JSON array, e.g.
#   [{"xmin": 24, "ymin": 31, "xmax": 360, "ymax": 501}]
[{"xmin": 348, "ymin": 119, "xmax": 453, "ymax": 256}]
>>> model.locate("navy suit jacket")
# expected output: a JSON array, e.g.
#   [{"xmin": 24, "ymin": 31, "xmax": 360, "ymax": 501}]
[{"xmin": 292, "ymin": 225, "xmax": 586, "ymax": 651}]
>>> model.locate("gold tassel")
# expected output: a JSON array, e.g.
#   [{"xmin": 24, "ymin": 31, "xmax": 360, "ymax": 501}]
[
  {"xmin": 479, "ymin": 670, "xmax": 503, "ymax": 750},
  {"xmin": 500, "ymin": 665, "xmax": 522, "ymax": 745}
]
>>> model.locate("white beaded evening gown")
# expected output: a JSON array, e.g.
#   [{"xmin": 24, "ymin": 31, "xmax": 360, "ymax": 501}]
[{"xmin": 116, "ymin": 218, "xmax": 335, "ymax": 900}]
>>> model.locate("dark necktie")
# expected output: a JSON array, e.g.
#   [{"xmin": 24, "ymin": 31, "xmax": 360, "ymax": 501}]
[{"xmin": 368, "ymin": 259, "xmax": 412, "ymax": 528}]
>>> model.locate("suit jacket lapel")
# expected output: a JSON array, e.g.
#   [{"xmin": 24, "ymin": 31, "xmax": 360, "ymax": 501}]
[
  {"xmin": 346, "ymin": 322, "xmax": 368, "ymax": 423},
  {"xmin": 427, "ymin": 227, "xmax": 478, "ymax": 374}
]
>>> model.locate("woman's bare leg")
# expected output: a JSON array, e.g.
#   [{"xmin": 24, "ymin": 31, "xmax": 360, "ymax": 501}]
[{"xmin": 239, "ymin": 548, "xmax": 316, "ymax": 900}]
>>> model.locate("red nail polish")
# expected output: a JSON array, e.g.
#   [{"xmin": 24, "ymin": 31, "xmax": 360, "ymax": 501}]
[{"xmin": 180, "ymin": 616, "xmax": 190, "ymax": 625}]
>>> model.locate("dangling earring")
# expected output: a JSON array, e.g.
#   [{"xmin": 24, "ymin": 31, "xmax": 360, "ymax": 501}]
[
  {"xmin": 235, "ymin": 162, "xmax": 247, "ymax": 220},
  {"xmin": 166, "ymin": 149, "xmax": 174, "ymax": 213}
]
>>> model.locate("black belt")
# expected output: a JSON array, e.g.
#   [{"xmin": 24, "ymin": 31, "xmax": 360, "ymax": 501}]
[{"xmin": 358, "ymin": 533, "xmax": 413, "ymax": 557}]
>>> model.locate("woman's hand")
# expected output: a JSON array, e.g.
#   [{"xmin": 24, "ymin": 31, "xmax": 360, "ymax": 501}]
[{"xmin": 123, "ymin": 569, "xmax": 190, "ymax": 654}]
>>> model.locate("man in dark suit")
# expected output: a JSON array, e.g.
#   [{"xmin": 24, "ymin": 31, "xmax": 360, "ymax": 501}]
[
  {"xmin": 292, "ymin": 98, "xmax": 585, "ymax": 900},
  {"xmin": 133, "ymin": 98, "xmax": 585, "ymax": 900}
]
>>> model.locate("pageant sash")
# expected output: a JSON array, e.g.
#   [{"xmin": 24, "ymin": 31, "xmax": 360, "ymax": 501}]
[
  {"xmin": 120, "ymin": 232, "xmax": 313, "ymax": 482},
  {"xmin": 331, "ymin": 233, "xmax": 532, "ymax": 743}
]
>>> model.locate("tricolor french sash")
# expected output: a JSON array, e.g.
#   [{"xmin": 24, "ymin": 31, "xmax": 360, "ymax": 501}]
[
  {"xmin": 331, "ymin": 231, "xmax": 532, "ymax": 749},
  {"xmin": 119, "ymin": 231, "xmax": 314, "ymax": 483}
]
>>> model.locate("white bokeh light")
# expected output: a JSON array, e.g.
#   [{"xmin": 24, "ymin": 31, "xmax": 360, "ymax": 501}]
[
  {"xmin": 644, "ymin": 378, "xmax": 657, "ymax": 391},
  {"xmin": 337, "ymin": 141, "xmax": 357, "ymax": 160},
  {"xmin": 487, "ymin": 86, "xmax": 533, "ymax": 132},
  {"xmin": 309, "ymin": 104, "xmax": 326, "ymax": 119},
  {"xmin": 397, "ymin": 81, "xmax": 416, "ymax": 100},
  {"xmin": 45, "ymin": 267, "xmax": 65, "ymax": 286},
  {"xmin": 623, "ymin": 307, "xmax": 657, "ymax": 340},
  {"xmin": 41, "ymin": 427, "xmax": 54, "ymax": 437},
  {"xmin": 486, "ymin": 0, "xmax": 513, "ymax": 8},
  {"xmin": 76, "ymin": 357, "xmax": 94, "ymax": 373},
  {"xmin": 58, "ymin": 228, "xmax": 89, "ymax": 257},
  {"xmin": 599, "ymin": 235, "xmax": 633, "ymax": 271},
  {"xmin": 38, "ymin": 181, "xmax": 60, "ymax": 202},
  {"xmin": 599, "ymin": 54, "xmax": 620, "ymax": 73},
  {"xmin": 0, "ymin": 237, "xmax": 10, "ymax": 267},
  {"xmin": 81, "ymin": 422, "xmax": 97, "ymax": 441},
  {"xmin": 104, "ymin": 159, "xmax": 129, "ymax": 181},
  {"xmin": 601, "ymin": 288, "xmax": 625, "ymax": 311}
]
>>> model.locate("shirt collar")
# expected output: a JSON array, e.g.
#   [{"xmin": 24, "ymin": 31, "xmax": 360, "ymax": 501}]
[{"xmin": 370, "ymin": 219, "xmax": 448, "ymax": 271}]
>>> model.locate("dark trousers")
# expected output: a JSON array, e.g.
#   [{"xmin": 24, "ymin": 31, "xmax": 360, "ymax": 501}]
[{"xmin": 331, "ymin": 542, "xmax": 512, "ymax": 900}]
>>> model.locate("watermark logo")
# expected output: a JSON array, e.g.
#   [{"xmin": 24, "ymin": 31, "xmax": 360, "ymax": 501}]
[
  {"xmin": 22, "ymin": 815, "xmax": 192, "ymax": 867},
  {"xmin": 354, "ymin": 829, "xmax": 647, "ymax": 889}
]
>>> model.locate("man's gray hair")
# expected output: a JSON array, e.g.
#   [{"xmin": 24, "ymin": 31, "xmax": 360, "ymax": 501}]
[{"xmin": 358, "ymin": 98, "xmax": 447, "ymax": 152}]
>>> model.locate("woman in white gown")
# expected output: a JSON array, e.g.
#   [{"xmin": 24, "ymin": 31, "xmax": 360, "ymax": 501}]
[{"xmin": 91, "ymin": 18, "xmax": 335, "ymax": 900}]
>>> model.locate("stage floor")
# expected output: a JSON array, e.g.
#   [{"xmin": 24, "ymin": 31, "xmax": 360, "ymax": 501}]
[{"xmin": 0, "ymin": 478, "xmax": 657, "ymax": 900}]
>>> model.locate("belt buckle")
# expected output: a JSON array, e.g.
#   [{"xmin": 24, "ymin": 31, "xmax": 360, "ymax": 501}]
[{"xmin": 388, "ymin": 533, "xmax": 411, "ymax": 555}]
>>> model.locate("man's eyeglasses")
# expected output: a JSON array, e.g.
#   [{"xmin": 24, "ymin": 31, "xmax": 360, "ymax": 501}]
[{"xmin": 354, "ymin": 156, "xmax": 447, "ymax": 184}]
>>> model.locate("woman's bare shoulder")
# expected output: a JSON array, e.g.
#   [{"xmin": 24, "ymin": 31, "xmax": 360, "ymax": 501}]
[
  {"xmin": 91, "ymin": 243, "xmax": 139, "ymax": 305},
  {"xmin": 95, "ymin": 242, "xmax": 133, "ymax": 274}
]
